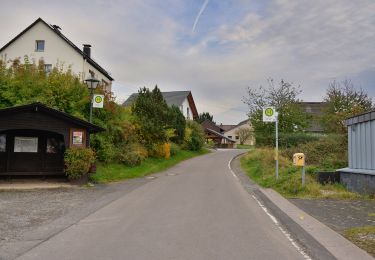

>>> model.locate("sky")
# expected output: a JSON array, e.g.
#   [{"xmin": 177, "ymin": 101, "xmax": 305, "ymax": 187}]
[{"xmin": 1, "ymin": 0, "xmax": 375, "ymax": 124}]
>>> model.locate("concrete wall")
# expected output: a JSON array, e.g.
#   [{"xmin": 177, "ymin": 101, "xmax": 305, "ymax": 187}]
[
  {"xmin": 340, "ymin": 171, "xmax": 375, "ymax": 195},
  {"xmin": 0, "ymin": 21, "xmax": 112, "ymax": 92}
]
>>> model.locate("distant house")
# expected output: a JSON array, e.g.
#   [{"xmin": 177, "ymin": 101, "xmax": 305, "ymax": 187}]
[
  {"xmin": 223, "ymin": 119, "xmax": 255, "ymax": 146},
  {"xmin": 338, "ymin": 109, "xmax": 375, "ymax": 194},
  {"xmin": 123, "ymin": 91, "xmax": 198, "ymax": 120},
  {"xmin": 298, "ymin": 102, "xmax": 327, "ymax": 133},
  {"xmin": 201, "ymin": 120, "xmax": 235, "ymax": 148},
  {"xmin": 0, "ymin": 18, "xmax": 114, "ymax": 94}
]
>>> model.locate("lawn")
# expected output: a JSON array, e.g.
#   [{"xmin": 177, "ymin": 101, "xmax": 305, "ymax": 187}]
[
  {"xmin": 236, "ymin": 144, "xmax": 254, "ymax": 149},
  {"xmin": 240, "ymin": 148, "xmax": 361, "ymax": 199},
  {"xmin": 91, "ymin": 149, "xmax": 210, "ymax": 183}
]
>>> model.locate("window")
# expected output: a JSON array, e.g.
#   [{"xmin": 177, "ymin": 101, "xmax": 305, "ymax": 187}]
[
  {"xmin": 228, "ymin": 136, "xmax": 232, "ymax": 139},
  {"xmin": 187, "ymin": 107, "xmax": 190, "ymax": 119},
  {"xmin": 35, "ymin": 40, "xmax": 45, "ymax": 52},
  {"xmin": 0, "ymin": 134, "xmax": 6, "ymax": 152},
  {"xmin": 236, "ymin": 136, "xmax": 239, "ymax": 140},
  {"xmin": 14, "ymin": 137, "xmax": 38, "ymax": 153},
  {"xmin": 44, "ymin": 64, "xmax": 52, "ymax": 75}
]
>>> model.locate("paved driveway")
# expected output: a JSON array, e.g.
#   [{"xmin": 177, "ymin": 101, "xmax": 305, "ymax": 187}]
[{"xmin": 16, "ymin": 150, "xmax": 307, "ymax": 260}]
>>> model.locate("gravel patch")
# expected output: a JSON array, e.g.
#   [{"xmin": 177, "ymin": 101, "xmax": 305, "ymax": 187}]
[
  {"xmin": 0, "ymin": 178, "xmax": 150, "ymax": 259},
  {"xmin": 289, "ymin": 198, "xmax": 375, "ymax": 233}
]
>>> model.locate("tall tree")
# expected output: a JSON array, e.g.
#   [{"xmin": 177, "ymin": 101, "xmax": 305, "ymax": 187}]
[
  {"xmin": 195, "ymin": 112, "xmax": 215, "ymax": 124},
  {"xmin": 243, "ymin": 78, "xmax": 309, "ymax": 146},
  {"xmin": 321, "ymin": 79, "xmax": 373, "ymax": 133},
  {"xmin": 132, "ymin": 85, "xmax": 170, "ymax": 148}
]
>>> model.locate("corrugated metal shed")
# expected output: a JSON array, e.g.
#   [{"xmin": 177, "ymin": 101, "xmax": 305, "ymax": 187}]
[{"xmin": 346, "ymin": 109, "xmax": 375, "ymax": 171}]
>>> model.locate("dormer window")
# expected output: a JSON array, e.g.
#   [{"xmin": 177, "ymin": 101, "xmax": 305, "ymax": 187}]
[{"xmin": 35, "ymin": 40, "xmax": 45, "ymax": 52}]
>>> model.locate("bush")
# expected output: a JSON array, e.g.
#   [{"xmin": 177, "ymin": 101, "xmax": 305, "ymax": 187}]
[
  {"xmin": 183, "ymin": 120, "xmax": 205, "ymax": 151},
  {"xmin": 281, "ymin": 134, "xmax": 347, "ymax": 169},
  {"xmin": 64, "ymin": 148, "xmax": 95, "ymax": 180},
  {"xmin": 256, "ymin": 132, "xmax": 319, "ymax": 148},
  {"xmin": 118, "ymin": 144, "xmax": 147, "ymax": 166},
  {"xmin": 170, "ymin": 143, "xmax": 181, "ymax": 156}
]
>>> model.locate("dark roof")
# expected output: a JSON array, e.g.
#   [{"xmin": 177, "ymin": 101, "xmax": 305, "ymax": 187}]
[
  {"xmin": 346, "ymin": 109, "xmax": 375, "ymax": 126},
  {"xmin": 298, "ymin": 102, "xmax": 327, "ymax": 133},
  {"xmin": 220, "ymin": 125, "xmax": 236, "ymax": 131},
  {"xmin": 202, "ymin": 119, "xmax": 224, "ymax": 133},
  {"xmin": 0, "ymin": 18, "xmax": 113, "ymax": 81},
  {"xmin": 205, "ymin": 128, "xmax": 236, "ymax": 143},
  {"xmin": 220, "ymin": 119, "xmax": 249, "ymax": 132},
  {"xmin": 123, "ymin": 90, "xmax": 198, "ymax": 119},
  {"xmin": 0, "ymin": 103, "xmax": 105, "ymax": 133},
  {"xmin": 298, "ymin": 102, "xmax": 327, "ymax": 115},
  {"xmin": 123, "ymin": 91, "xmax": 191, "ymax": 107}
]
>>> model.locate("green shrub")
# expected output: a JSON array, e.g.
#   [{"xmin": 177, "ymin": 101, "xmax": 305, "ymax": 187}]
[
  {"xmin": 282, "ymin": 134, "xmax": 347, "ymax": 169},
  {"xmin": 256, "ymin": 132, "xmax": 319, "ymax": 148},
  {"xmin": 170, "ymin": 143, "xmax": 181, "ymax": 156},
  {"xmin": 118, "ymin": 144, "xmax": 148, "ymax": 166},
  {"xmin": 64, "ymin": 148, "xmax": 96, "ymax": 180},
  {"xmin": 183, "ymin": 120, "xmax": 205, "ymax": 151}
]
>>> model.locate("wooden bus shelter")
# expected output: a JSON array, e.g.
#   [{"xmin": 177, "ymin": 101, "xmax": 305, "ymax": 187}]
[{"xmin": 0, "ymin": 103, "xmax": 104, "ymax": 176}]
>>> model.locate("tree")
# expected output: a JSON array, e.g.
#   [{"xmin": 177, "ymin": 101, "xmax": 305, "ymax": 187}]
[
  {"xmin": 235, "ymin": 127, "xmax": 253, "ymax": 145},
  {"xmin": 168, "ymin": 105, "xmax": 186, "ymax": 144},
  {"xmin": 243, "ymin": 78, "xmax": 310, "ymax": 146},
  {"xmin": 132, "ymin": 85, "xmax": 170, "ymax": 149},
  {"xmin": 196, "ymin": 112, "xmax": 215, "ymax": 124},
  {"xmin": 321, "ymin": 79, "xmax": 373, "ymax": 134}
]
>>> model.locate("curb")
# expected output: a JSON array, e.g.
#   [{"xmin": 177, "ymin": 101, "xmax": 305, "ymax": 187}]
[{"xmin": 231, "ymin": 154, "xmax": 374, "ymax": 260}]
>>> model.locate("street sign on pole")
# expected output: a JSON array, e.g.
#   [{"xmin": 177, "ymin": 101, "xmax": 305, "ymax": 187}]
[
  {"xmin": 263, "ymin": 107, "xmax": 277, "ymax": 122},
  {"xmin": 93, "ymin": 94, "xmax": 104, "ymax": 108},
  {"xmin": 263, "ymin": 107, "xmax": 279, "ymax": 179}
]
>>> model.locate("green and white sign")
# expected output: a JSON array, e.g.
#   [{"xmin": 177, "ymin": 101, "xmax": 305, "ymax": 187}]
[
  {"xmin": 262, "ymin": 107, "xmax": 276, "ymax": 122},
  {"xmin": 93, "ymin": 94, "xmax": 104, "ymax": 108}
]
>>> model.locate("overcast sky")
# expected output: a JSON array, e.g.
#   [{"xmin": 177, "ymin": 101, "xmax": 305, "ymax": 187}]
[{"xmin": 1, "ymin": 0, "xmax": 374, "ymax": 124}]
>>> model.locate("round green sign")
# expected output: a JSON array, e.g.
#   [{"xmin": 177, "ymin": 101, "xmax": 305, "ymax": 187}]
[
  {"xmin": 265, "ymin": 108, "xmax": 274, "ymax": 117},
  {"xmin": 95, "ymin": 96, "xmax": 103, "ymax": 103}
]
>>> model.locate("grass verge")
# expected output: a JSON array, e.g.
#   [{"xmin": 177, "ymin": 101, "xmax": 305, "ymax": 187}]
[
  {"xmin": 91, "ymin": 149, "xmax": 210, "ymax": 183},
  {"xmin": 344, "ymin": 226, "xmax": 375, "ymax": 257},
  {"xmin": 236, "ymin": 144, "xmax": 254, "ymax": 149},
  {"xmin": 240, "ymin": 148, "xmax": 361, "ymax": 199}
]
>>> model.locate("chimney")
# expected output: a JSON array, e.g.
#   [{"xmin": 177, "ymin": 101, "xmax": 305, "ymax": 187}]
[{"xmin": 83, "ymin": 44, "xmax": 91, "ymax": 58}]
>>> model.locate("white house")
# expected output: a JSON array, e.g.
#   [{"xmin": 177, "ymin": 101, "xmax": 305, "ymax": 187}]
[
  {"xmin": 123, "ymin": 91, "xmax": 198, "ymax": 120},
  {"xmin": 223, "ymin": 119, "xmax": 255, "ymax": 146},
  {"xmin": 0, "ymin": 18, "xmax": 114, "ymax": 93}
]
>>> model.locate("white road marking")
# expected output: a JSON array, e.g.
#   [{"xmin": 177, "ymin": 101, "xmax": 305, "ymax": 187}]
[
  {"xmin": 228, "ymin": 157, "xmax": 239, "ymax": 180},
  {"xmin": 251, "ymin": 195, "xmax": 312, "ymax": 260},
  {"xmin": 228, "ymin": 155, "xmax": 312, "ymax": 260}
]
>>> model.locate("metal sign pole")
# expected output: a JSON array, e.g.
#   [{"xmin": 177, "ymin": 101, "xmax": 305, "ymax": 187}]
[
  {"xmin": 275, "ymin": 112, "xmax": 279, "ymax": 180},
  {"xmin": 302, "ymin": 166, "xmax": 305, "ymax": 186}
]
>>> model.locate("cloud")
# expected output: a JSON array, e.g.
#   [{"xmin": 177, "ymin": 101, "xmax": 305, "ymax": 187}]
[{"xmin": 192, "ymin": 0, "xmax": 210, "ymax": 33}]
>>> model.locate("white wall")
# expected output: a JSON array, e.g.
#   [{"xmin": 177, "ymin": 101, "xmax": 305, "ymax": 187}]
[
  {"xmin": 224, "ymin": 123, "xmax": 255, "ymax": 145},
  {"xmin": 180, "ymin": 98, "xmax": 193, "ymax": 120},
  {"xmin": 0, "ymin": 21, "xmax": 112, "ymax": 92}
]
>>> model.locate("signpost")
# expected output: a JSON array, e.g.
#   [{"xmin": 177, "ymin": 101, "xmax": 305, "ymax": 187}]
[
  {"xmin": 263, "ymin": 107, "xmax": 279, "ymax": 179},
  {"xmin": 93, "ymin": 94, "xmax": 104, "ymax": 108}
]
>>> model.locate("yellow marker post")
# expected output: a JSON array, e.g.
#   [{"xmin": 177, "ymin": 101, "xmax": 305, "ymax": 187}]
[{"xmin": 293, "ymin": 153, "xmax": 306, "ymax": 185}]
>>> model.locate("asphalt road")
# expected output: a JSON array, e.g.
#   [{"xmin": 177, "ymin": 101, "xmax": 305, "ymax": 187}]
[{"xmin": 17, "ymin": 150, "xmax": 307, "ymax": 260}]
